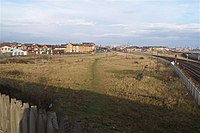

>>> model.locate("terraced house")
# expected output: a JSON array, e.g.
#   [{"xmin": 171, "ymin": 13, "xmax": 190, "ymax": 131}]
[
  {"xmin": 0, "ymin": 42, "xmax": 96, "ymax": 56},
  {"xmin": 65, "ymin": 42, "xmax": 95, "ymax": 53}
]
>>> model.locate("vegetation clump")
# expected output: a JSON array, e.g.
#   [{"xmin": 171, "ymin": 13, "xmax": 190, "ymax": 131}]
[{"xmin": 0, "ymin": 53, "xmax": 199, "ymax": 132}]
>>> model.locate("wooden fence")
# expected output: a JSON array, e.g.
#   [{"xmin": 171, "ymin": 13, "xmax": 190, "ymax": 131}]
[{"xmin": 0, "ymin": 93, "xmax": 93, "ymax": 133}]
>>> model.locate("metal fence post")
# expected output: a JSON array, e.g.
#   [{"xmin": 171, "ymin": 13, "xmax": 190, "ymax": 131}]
[
  {"xmin": 157, "ymin": 57, "xmax": 200, "ymax": 106},
  {"xmin": 198, "ymin": 92, "xmax": 200, "ymax": 105}
]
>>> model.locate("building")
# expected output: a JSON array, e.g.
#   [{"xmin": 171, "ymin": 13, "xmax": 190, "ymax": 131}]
[
  {"xmin": 0, "ymin": 46, "xmax": 12, "ymax": 53},
  {"xmin": 0, "ymin": 45, "xmax": 27, "ymax": 56},
  {"xmin": 65, "ymin": 43, "xmax": 80, "ymax": 53},
  {"xmin": 0, "ymin": 42, "xmax": 96, "ymax": 56},
  {"xmin": 11, "ymin": 48, "xmax": 27, "ymax": 56},
  {"xmin": 53, "ymin": 45, "xmax": 66, "ymax": 54},
  {"xmin": 80, "ymin": 43, "xmax": 95, "ymax": 53},
  {"xmin": 126, "ymin": 46, "xmax": 142, "ymax": 52},
  {"xmin": 65, "ymin": 42, "xmax": 95, "ymax": 53}
]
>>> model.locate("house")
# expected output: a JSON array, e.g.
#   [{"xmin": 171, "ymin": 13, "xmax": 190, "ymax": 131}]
[
  {"xmin": 65, "ymin": 42, "xmax": 95, "ymax": 53},
  {"xmin": 53, "ymin": 45, "xmax": 66, "ymax": 54},
  {"xmin": 41, "ymin": 45, "xmax": 52, "ymax": 54},
  {"xmin": 53, "ymin": 49, "xmax": 65, "ymax": 55},
  {"xmin": 11, "ymin": 48, "xmax": 27, "ymax": 56},
  {"xmin": 80, "ymin": 43, "xmax": 95, "ymax": 53},
  {"xmin": 152, "ymin": 46, "xmax": 169, "ymax": 51},
  {"xmin": 126, "ymin": 46, "xmax": 142, "ymax": 52},
  {"xmin": 65, "ymin": 43, "xmax": 80, "ymax": 53},
  {"xmin": 0, "ymin": 45, "xmax": 27, "ymax": 56},
  {"xmin": 0, "ymin": 46, "xmax": 12, "ymax": 53}
]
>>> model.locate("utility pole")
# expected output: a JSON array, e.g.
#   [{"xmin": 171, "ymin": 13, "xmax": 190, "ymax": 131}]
[
  {"xmin": 186, "ymin": 54, "xmax": 188, "ymax": 62},
  {"xmin": 175, "ymin": 54, "xmax": 177, "ymax": 65},
  {"xmin": 126, "ymin": 41, "xmax": 129, "ymax": 59},
  {"xmin": 156, "ymin": 50, "xmax": 158, "ymax": 72}
]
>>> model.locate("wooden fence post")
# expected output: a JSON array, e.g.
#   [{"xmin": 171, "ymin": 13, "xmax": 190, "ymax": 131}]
[
  {"xmin": 37, "ymin": 109, "xmax": 47, "ymax": 133},
  {"xmin": 0, "ymin": 94, "xmax": 3, "ymax": 132},
  {"xmin": 59, "ymin": 115, "xmax": 71, "ymax": 133},
  {"xmin": 29, "ymin": 106, "xmax": 38, "ymax": 133},
  {"xmin": 4, "ymin": 95, "xmax": 10, "ymax": 133},
  {"xmin": 47, "ymin": 111, "xmax": 59, "ymax": 133},
  {"xmin": 16, "ymin": 100, "xmax": 24, "ymax": 133},
  {"xmin": 74, "ymin": 120, "xmax": 84, "ymax": 133},
  {"xmin": 21, "ymin": 103, "xmax": 29, "ymax": 133},
  {"xmin": 10, "ymin": 98, "xmax": 17, "ymax": 133}
]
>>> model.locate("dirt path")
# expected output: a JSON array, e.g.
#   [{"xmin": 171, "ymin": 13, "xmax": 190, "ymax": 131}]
[{"xmin": 84, "ymin": 57, "xmax": 106, "ymax": 117}]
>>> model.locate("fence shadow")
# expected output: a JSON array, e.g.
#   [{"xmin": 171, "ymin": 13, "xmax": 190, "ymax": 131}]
[{"xmin": 0, "ymin": 77, "xmax": 200, "ymax": 133}]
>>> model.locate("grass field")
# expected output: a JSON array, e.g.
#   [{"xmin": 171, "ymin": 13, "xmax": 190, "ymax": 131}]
[{"xmin": 0, "ymin": 52, "xmax": 199, "ymax": 132}]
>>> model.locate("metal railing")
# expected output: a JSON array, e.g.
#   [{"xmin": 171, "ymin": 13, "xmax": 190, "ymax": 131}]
[{"xmin": 156, "ymin": 56, "xmax": 200, "ymax": 106}]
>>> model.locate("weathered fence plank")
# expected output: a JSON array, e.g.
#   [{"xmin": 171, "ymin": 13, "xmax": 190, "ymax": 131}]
[
  {"xmin": 4, "ymin": 95, "xmax": 10, "ymax": 133},
  {"xmin": 10, "ymin": 98, "xmax": 17, "ymax": 133},
  {"xmin": 74, "ymin": 120, "xmax": 84, "ymax": 133},
  {"xmin": 0, "ymin": 95, "xmax": 3, "ymax": 132},
  {"xmin": 47, "ymin": 111, "xmax": 59, "ymax": 133},
  {"xmin": 59, "ymin": 115, "xmax": 71, "ymax": 133},
  {"xmin": 29, "ymin": 106, "xmax": 38, "ymax": 133},
  {"xmin": 21, "ymin": 103, "xmax": 29, "ymax": 133},
  {"xmin": 37, "ymin": 109, "xmax": 47, "ymax": 133}
]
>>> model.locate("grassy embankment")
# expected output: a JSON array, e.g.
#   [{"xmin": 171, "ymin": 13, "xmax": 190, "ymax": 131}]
[{"xmin": 0, "ymin": 52, "xmax": 199, "ymax": 132}]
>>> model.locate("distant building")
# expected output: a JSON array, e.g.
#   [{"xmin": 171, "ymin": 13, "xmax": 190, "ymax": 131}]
[
  {"xmin": 0, "ymin": 42, "xmax": 96, "ymax": 56},
  {"xmin": 126, "ymin": 46, "xmax": 142, "ymax": 52},
  {"xmin": 0, "ymin": 46, "xmax": 27, "ymax": 56},
  {"xmin": 11, "ymin": 49, "xmax": 27, "ymax": 56},
  {"xmin": 65, "ymin": 42, "xmax": 95, "ymax": 53},
  {"xmin": 53, "ymin": 45, "xmax": 66, "ymax": 54},
  {"xmin": 0, "ymin": 46, "xmax": 12, "ymax": 53}
]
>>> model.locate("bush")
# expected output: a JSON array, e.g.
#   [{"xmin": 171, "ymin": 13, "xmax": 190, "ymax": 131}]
[{"xmin": 6, "ymin": 70, "xmax": 24, "ymax": 76}]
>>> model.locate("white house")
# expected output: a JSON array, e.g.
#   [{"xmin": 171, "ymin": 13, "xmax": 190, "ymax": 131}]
[
  {"xmin": 11, "ymin": 48, "xmax": 27, "ymax": 56},
  {"xmin": 0, "ymin": 46, "xmax": 12, "ymax": 53}
]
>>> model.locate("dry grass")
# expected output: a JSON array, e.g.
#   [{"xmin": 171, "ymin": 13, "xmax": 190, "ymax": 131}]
[{"xmin": 0, "ymin": 52, "xmax": 199, "ymax": 132}]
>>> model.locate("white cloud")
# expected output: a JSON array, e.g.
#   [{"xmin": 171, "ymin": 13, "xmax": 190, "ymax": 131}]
[
  {"xmin": 0, "ymin": 0, "xmax": 200, "ymax": 47},
  {"xmin": 54, "ymin": 19, "xmax": 95, "ymax": 26},
  {"xmin": 94, "ymin": 33, "xmax": 129, "ymax": 37},
  {"xmin": 145, "ymin": 23, "xmax": 200, "ymax": 32}
]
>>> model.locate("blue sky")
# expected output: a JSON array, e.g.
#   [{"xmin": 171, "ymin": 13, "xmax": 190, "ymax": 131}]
[{"xmin": 0, "ymin": 0, "xmax": 200, "ymax": 47}]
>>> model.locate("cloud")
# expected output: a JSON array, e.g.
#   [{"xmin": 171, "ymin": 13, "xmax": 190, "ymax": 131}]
[
  {"xmin": 129, "ymin": 23, "xmax": 200, "ymax": 38},
  {"xmin": 94, "ymin": 33, "xmax": 129, "ymax": 38},
  {"xmin": 145, "ymin": 23, "xmax": 200, "ymax": 32},
  {"xmin": 0, "ymin": 0, "xmax": 200, "ymax": 47},
  {"xmin": 54, "ymin": 19, "xmax": 95, "ymax": 26}
]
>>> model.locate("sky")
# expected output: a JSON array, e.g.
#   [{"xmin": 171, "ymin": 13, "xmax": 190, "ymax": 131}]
[{"xmin": 0, "ymin": 0, "xmax": 200, "ymax": 47}]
